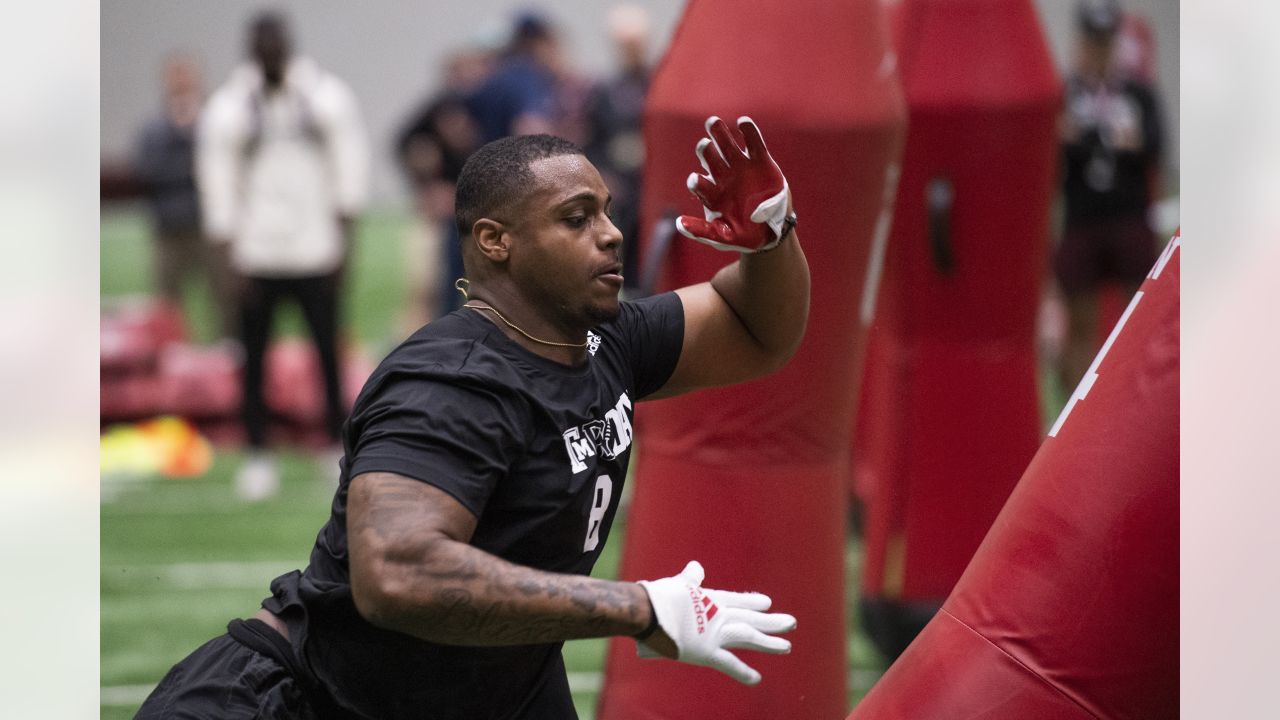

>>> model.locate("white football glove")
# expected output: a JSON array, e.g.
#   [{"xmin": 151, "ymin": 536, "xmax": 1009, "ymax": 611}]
[{"xmin": 637, "ymin": 560, "xmax": 797, "ymax": 685}]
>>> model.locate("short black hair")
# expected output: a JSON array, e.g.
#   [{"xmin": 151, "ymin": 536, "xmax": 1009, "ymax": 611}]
[
  {"xmin": 1077, "ymin": 0, "xmax": 1121, "ymax": 40},
  {"xmin": 249, "ymin": 10, "xmax": 288, "ymax": 39},
  {"xmin": 455, "ymin": 134, "xmax": 584, "ymax": 237}
]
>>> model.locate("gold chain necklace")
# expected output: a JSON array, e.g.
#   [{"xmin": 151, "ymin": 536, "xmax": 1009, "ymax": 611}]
[{"xmin": 462, "ymin": 302, "xmax": 588, "ymax": 349}]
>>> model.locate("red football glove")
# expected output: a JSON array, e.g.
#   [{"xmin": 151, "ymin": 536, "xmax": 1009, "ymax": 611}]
[{"xmin": 675, "ymin": 116, "xmax": 793, "ymax": 253}]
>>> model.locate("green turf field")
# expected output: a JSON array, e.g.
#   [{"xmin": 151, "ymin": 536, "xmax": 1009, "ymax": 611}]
[
  {"xmin": 102, "ymin": 205, "xmax": 1060, "ymax": 717},
  {"xmin": 100, "ymin": 447, "xmax": 644, "ymax": 718},
  {"xmin": 100, "ymin": 444, "xmax": 882, "ymax": 718}
]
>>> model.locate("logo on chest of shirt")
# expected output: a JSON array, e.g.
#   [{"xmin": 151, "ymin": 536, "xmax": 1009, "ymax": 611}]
[{"xmin": 562, "ymin": 392, "xmax": 633, "ymax": 474}]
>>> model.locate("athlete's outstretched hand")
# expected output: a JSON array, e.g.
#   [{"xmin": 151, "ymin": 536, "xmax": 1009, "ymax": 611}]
[
  {"xmin": 676, "ymin": 116, "xmax": 793, "ymax": 253},
  {"xmin": 636, "ymin": 561, "xmax": 796, "ymax": 685}
]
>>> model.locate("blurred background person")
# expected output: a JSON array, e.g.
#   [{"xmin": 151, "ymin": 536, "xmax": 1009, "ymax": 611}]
[
  {"xmin": 465, "ymin": 11, "xmax": 563, "ymax": 143},
  {"xmin": 546, "ymin": 18, "xmax": 594, "ymax": 148},
  {"xmin": 402, "ymin": 10, "xmax": 593, "ymax": 323},
  {"xmin": 583, "ymin": 3, "xmax": 652, "ymax": 293},
  {"xmin": 197, "ymin": 11, "xmax": 370, "ymax": 500},
  {"xmin": 395, "ymin": 46, "xmax": 490, "ymax": 324},
  {"xmin": 1053, "ymin": 0, "xmax": 1164, "ymax": 391},
  {"xmin": 135, "ymin": 53, "xmax": 237, "ymax": 340}
]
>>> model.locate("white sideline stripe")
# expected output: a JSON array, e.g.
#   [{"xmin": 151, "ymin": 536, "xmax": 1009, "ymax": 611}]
[
  {"xmin": 101, "ymin": 684, "xmax": 155, "ymax": 706},
  {"xmin": 567, "ymin": 672, "xmax": 602, "ymax": 693},
  {"xmin": 851, "ymin": 668, "xmax": 884, "ymax": 693},
  {"xmin": 102, "ymin": 670, "xmax": 882, "ymax": 705},
  {"xmin": 103, "ymin": 503, "xmax": 312, "ymax": 516},
  {"xmin": 104, "ymin": 561, "xmax": 298, "ymax": 588}
]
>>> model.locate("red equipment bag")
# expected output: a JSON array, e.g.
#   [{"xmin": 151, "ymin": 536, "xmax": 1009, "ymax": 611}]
[
  {"xmin": 100, "ymin": 297, "xmax": 187, "ymax": 377},
  {"xmin": 100, "ymin": 298, "xmax": 188, "ymax": 423},
  {"xmin": 99, "ymin": 375, "xmax": 164, "ymax": 422},
  {"xmin": 263, "ymin": 337, "xmax": 374, "ymax": 429},
  {"xmin": 156, "ymin": 342, "xmax": 241, "ymax": 420}
]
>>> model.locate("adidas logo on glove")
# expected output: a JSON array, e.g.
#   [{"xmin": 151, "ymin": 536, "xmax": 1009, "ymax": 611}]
[
  {"xmin": 637, "ymin": 560, "xmax": 796, "ymax": 685},
  {"xmin": 688, "ymin": 586, "xmax": 720, "ymax": 634}
]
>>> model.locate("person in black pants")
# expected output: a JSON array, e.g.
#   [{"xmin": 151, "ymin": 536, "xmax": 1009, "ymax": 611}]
[
  {"xmin": 238, "ymin": 273, "xmax": 345, "ymax": 450},
  {"xmin": 1054, "ymin": 0, "xmax": 1164, "ymax": 392},
  {"xmin": 196, "ymin": 12, "xmax": 369, "ymax": 499}
]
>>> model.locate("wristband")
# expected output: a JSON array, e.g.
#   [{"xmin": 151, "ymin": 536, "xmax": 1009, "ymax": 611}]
[
  {"xmin": 780, "ymin": 211, "xmax": 798, "ymax": 240},
  {"xmin": 674, "ymin": 116, "xmax": 793, "ymax": 254},
  {"xmin": 633, "ymin": 593, "xmax": 660, "ymax": 641},
  {"xmin": 751, "ymin": 212, "xmax": 797, "ymax": 255}
]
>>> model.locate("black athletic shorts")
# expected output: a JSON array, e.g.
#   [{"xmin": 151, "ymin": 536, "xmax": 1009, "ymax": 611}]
[
  {"xmin": 1054, "ymin": 214, "xmax": 1158, "ymax": 297},
  {"xmin": 135, "ymin": 619, "xmax": 321, "ymax": 719}
]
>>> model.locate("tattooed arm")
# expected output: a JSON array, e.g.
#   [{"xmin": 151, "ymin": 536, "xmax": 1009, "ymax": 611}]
[{"xmin": 348, "ymin": 471, "xmax": 673, "ymax": 650}]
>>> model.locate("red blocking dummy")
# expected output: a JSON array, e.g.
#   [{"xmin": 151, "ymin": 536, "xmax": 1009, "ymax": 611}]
[
  {"xmin": 854, "ymin": 0, "xmax": 1061, "ymax": 660},
  {"xmin": 597, "ymin": 1, "xmax": 906, "ymax": 718},
  {"xmin": 848, "ymin": 234, "xmax": 1180, "ymax": 719}
]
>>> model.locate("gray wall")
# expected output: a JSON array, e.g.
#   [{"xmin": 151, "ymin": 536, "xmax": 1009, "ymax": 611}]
[
  {"xmin": 101, "ymin": 0, "xmax": 689, "ymax": 204},
  {"xmin": 102, "ymin": 0, "xmax": 1178, "ymax": 204}
]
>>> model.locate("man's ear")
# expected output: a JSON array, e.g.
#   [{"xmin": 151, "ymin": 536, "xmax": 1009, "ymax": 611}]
[{"xmin": 472, "ymin": 219, "xmax": 510, "ymax": 262}]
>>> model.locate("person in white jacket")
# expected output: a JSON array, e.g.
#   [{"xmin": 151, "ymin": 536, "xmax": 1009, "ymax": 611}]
[{"xmin": 197, "ymin": 11, "xmax": 369, "ymax": 499}]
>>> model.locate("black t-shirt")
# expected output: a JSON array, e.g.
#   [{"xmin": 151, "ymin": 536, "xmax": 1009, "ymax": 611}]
[
  {"xmin": 263, "ymin": 292, "xmax": 684, "ymax": 719},
  {"xmin": 1061, "ymin": 75, "xmax": 1163, "ymax": 222}
]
